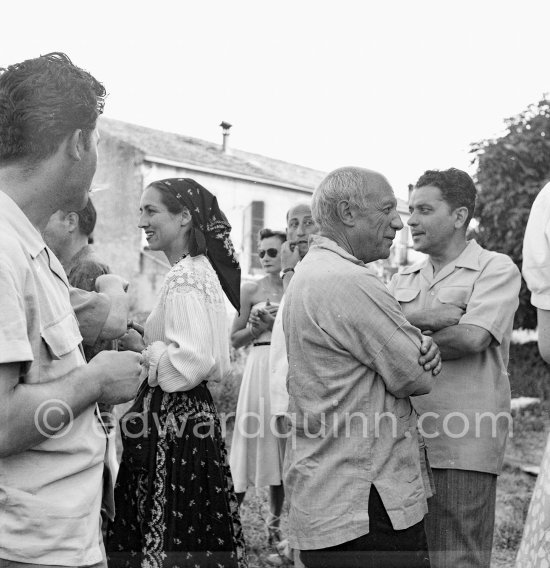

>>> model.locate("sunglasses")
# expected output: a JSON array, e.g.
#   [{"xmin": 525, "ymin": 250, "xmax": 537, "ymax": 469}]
[{"xmin": 258, "ymin": 248, "xmax": 279, "ymax": 259}]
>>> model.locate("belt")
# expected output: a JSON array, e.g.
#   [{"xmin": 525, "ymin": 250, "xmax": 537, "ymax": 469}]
[{"xmin": 253, "ymin": 342, "xmax": 271, "ymax": 347}]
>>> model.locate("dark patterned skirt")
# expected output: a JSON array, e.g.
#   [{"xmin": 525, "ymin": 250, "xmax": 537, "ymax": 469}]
[{"xmin": 106, "ymin": 381, "xmax": 248, "ymax": 568}]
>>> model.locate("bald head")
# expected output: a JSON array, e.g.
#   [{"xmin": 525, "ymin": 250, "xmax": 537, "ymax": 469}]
[
  {"xmin": 287, "ymin": 202, "xmax": 311, "ymax": 221},
  {"xmin": 286, "ymin": 201, "xmax": 318, "ymax": 259},
  {"xmin": 312, "ymin": 167, "xmax": 393, "ymax": 231}
]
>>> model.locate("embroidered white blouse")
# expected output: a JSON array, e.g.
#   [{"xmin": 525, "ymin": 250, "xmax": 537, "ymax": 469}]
[{"xmin": 144, "ymin": 254, "xmax": 231, "ymax": 392}]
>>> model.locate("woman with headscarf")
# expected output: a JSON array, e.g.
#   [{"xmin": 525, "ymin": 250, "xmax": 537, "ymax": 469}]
[{"xmin": 106, "ymin": 178, "xmax": 247, "ymax": 568}]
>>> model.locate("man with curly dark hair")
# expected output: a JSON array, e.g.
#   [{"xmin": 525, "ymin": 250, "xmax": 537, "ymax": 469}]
[
  {"xmin": 0, "ymin": 53, "xmax": 142, "ymax": 567},
  {"xmin": 0, "ymin": 52, "xmax": 105, "ymax": 163},
  {"xmin": 389, "ymin": 168, "xmax": 521, "ymax": 568}
]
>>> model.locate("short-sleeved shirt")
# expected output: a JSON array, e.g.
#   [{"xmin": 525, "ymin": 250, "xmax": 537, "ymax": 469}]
[
  {"xmin": 0, "ymin": 191, "xmax": 107, "ymax": 565},
  {"xmin": 523, "ymin": 182, "xmax": 550, "ymax": 307},
  {"xmin": 389, "ymin": 240, "xmax": 521, "ymax": 474},
  {"xmin": 283, "ymin": 235, "xmax": 434, "ymax": 551}
]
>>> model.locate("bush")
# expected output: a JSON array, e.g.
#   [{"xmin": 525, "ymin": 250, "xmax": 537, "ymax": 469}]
[
  {"xmin": 471, "ymin": 96, "xmax": 550, "ymax": 330},
  {"xmin": 508, "ymin": 341, "xmax": 550, "ymax": 401}
]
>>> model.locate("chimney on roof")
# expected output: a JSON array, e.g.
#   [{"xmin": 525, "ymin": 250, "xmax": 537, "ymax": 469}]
[{"xmin": 220, "ymin": 121, "xmax": 232, "ymax": 154}]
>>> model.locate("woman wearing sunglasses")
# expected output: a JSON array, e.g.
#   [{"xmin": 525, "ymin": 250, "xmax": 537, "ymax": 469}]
[{"xmin": 230, "ymin": 228, "xmax": 286, "ymax": 545}]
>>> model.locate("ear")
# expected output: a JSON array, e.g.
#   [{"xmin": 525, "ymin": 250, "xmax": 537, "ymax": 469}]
[
  {"xmin": 454, "ymin": 206, "xmax": 469, "ymax": 229},
  {"xmin": 180, "ymin": 207, "xmax": 193, "ymax": 226},
  {"xmin": 335, "ymin": 200, "xmax": 356, "ymax": 227},
  {"xmin": 65, "ymin": 212, "xmax": 79, "ymax": 233},
  {"xmin": 66, "ymin": 128, "xmax": 90, "ymax": 162},
  {"xmin": 65, "ymin": 129, "xmax": 85, "ymax": 161}
]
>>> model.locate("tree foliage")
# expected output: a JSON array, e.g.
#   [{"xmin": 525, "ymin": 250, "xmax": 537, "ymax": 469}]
[{"xmin": 471, "ymin": 97, "xmax": 550, "ymax": 329}]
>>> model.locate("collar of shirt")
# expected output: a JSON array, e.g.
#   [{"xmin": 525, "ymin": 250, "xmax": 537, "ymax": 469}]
[
  {"xmin": 309, "ymin": 234, "xmax": 379, "ymax": 275},
  {"xmin": 0, "ymin": 190, "xmax": 68, "ymax": 286},
  {"xmin": 400, "ymin": 239, "xmax": 482, "ymax": 278},
  {"xmin": 0, "ymin": 190, "xmax": 46, "ymax": 259}
]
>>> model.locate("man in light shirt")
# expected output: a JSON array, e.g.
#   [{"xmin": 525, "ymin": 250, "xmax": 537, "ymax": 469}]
[
  {"xmin": 283, "ymin": 167, "xmax": 441, "ymax": 568},
  {"xmin": 265, "ymin": 203, "xmax": 318, "ymax": 568},
  {"xmin": 389, "ymin": 168, "xmax": 521, "ymax": 568},
  {"xmin": 269, "ymin": 202, "xmax": 319, "ymax": 422},
  {"xmin": 0, "ymin": 53, "xmax": 142, "ymax": 567}
]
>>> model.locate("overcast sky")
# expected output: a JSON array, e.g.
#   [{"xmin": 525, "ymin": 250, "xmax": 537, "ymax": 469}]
[{"xmin": 2, "ymin": 0, "xmax": 549, "ymax": 199}]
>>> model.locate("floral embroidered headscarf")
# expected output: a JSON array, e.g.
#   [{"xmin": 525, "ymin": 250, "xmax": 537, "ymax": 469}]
[{"xmin": 150, "ymin": 178, "xmax": 241, "ymax": 312}]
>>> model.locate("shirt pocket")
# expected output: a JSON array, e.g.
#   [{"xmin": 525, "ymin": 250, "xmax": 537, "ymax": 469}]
[
  {"xmin": 41, "ymin": 313, "xmax": 82, "ymax": 360},
  {"xmin": 436, "ymin": 286, "xmax": 471, "ymax": 310},
  {"xmin": 394, "ymin": 288, "xmax": 420, "ymax": 304}
]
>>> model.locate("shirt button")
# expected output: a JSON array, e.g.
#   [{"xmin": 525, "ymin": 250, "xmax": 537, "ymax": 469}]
[
  {"xmin": 430, "ymin": 291, "xmax": 435, "ymax": 296},
  {"xmin": 332, "ymin": 400, "xmax": 338, "ymax": 407}
]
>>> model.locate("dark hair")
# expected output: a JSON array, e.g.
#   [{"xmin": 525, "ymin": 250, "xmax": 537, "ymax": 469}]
[
  {"xmin": 150, "ymin": 182, "xmax": 185, "ymax": 214},
  {"xmin": 415, "ymin": 168, "xmax": 477, "ymax": 225},
  {"xmin": 0, "ymin": 52, "xmax": 106, "ymax": 163},
  {"xmin": 258, "ymin": 228, "xmax": 286, "ymax": 245},
  {"xmin": 75, "ymin": 198, "xmax": 97, "ymax": 238}
]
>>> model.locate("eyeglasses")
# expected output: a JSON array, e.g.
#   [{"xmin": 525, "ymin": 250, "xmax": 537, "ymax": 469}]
[{"xmin": 258, "ymin": 248, "xmax": 279, "ymax": 259}]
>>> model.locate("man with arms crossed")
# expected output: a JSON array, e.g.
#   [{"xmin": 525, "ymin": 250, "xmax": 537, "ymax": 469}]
[
  {"xmin": 283, "ymin": 167, "xmax": 440, "ymax": 568},
  {"xmin": 0, "ymin": 53, "xmax": 142, "ymax": 567},
  {"xmin": 389, "ymin": 168, "xmax": 521, "ymax": 568}
]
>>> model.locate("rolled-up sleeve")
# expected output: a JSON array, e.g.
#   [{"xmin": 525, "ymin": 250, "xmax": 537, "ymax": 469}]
[
  {"xmin": 523, "ymin": 183, "xmax": 550, "ymax": 309},
  {"xmin": 459, "ymin": 256, "xmax": 521, "ymax": 343},
  {"xmin": 0, "ymin": 254, "xmax": 33, "ymax": 365}
]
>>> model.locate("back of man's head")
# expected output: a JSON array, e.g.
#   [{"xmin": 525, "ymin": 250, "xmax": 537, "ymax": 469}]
[
  {"xmin": 0, "ymin": 52, "xmax": 105, "ymax": 164},
  {"xmin": 415, "ymin": 168, "xmax": 477, "ymax": 225},
  {"xmin": 75, "ymin": 198, "xmax": 97, "ymax": 240}
]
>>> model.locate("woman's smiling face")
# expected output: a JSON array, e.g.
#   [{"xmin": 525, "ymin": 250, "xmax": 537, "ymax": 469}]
[{"xmin": 138, "ymin": 185, "xmax": 187, "ymax": 254}]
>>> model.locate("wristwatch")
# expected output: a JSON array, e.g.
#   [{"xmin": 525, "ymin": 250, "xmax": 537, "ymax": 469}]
[{"xmin": 280, "ymin": 267, "xmax": 294, "ymax": 280}]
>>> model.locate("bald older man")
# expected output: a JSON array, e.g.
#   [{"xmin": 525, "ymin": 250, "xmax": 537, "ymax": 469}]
[{"xmin": 283, "ymin": 168, "xmax": 440, "ymax": 568}]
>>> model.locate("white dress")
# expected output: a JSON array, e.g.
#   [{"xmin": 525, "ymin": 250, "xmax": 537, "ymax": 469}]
[{"xmin": 230, "ymin": 301, "xmax": 284, "ymax": 493}]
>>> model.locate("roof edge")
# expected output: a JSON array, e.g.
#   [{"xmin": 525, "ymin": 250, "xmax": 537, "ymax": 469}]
[{"xmin": 143, "ymin": 155, "xmax": 315, "ymax": 194}]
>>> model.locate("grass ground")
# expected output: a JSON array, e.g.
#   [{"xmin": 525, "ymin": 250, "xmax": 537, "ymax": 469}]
[
  {"xmin": 210, "ymin": 344, "xmax": 550, "ymax": 567},
  {"xmin": 226, "ymin": 409, "xmax": 548, "ymax": 568},
  {"xmin": 491, "ymin": 406, "xmax": 548, "ymax": 567}
]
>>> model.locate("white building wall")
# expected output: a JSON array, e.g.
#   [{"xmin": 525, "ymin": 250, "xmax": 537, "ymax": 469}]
[{"xmin": 142, "ymin": 161, "xmax": 313, "ymax": 272}]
